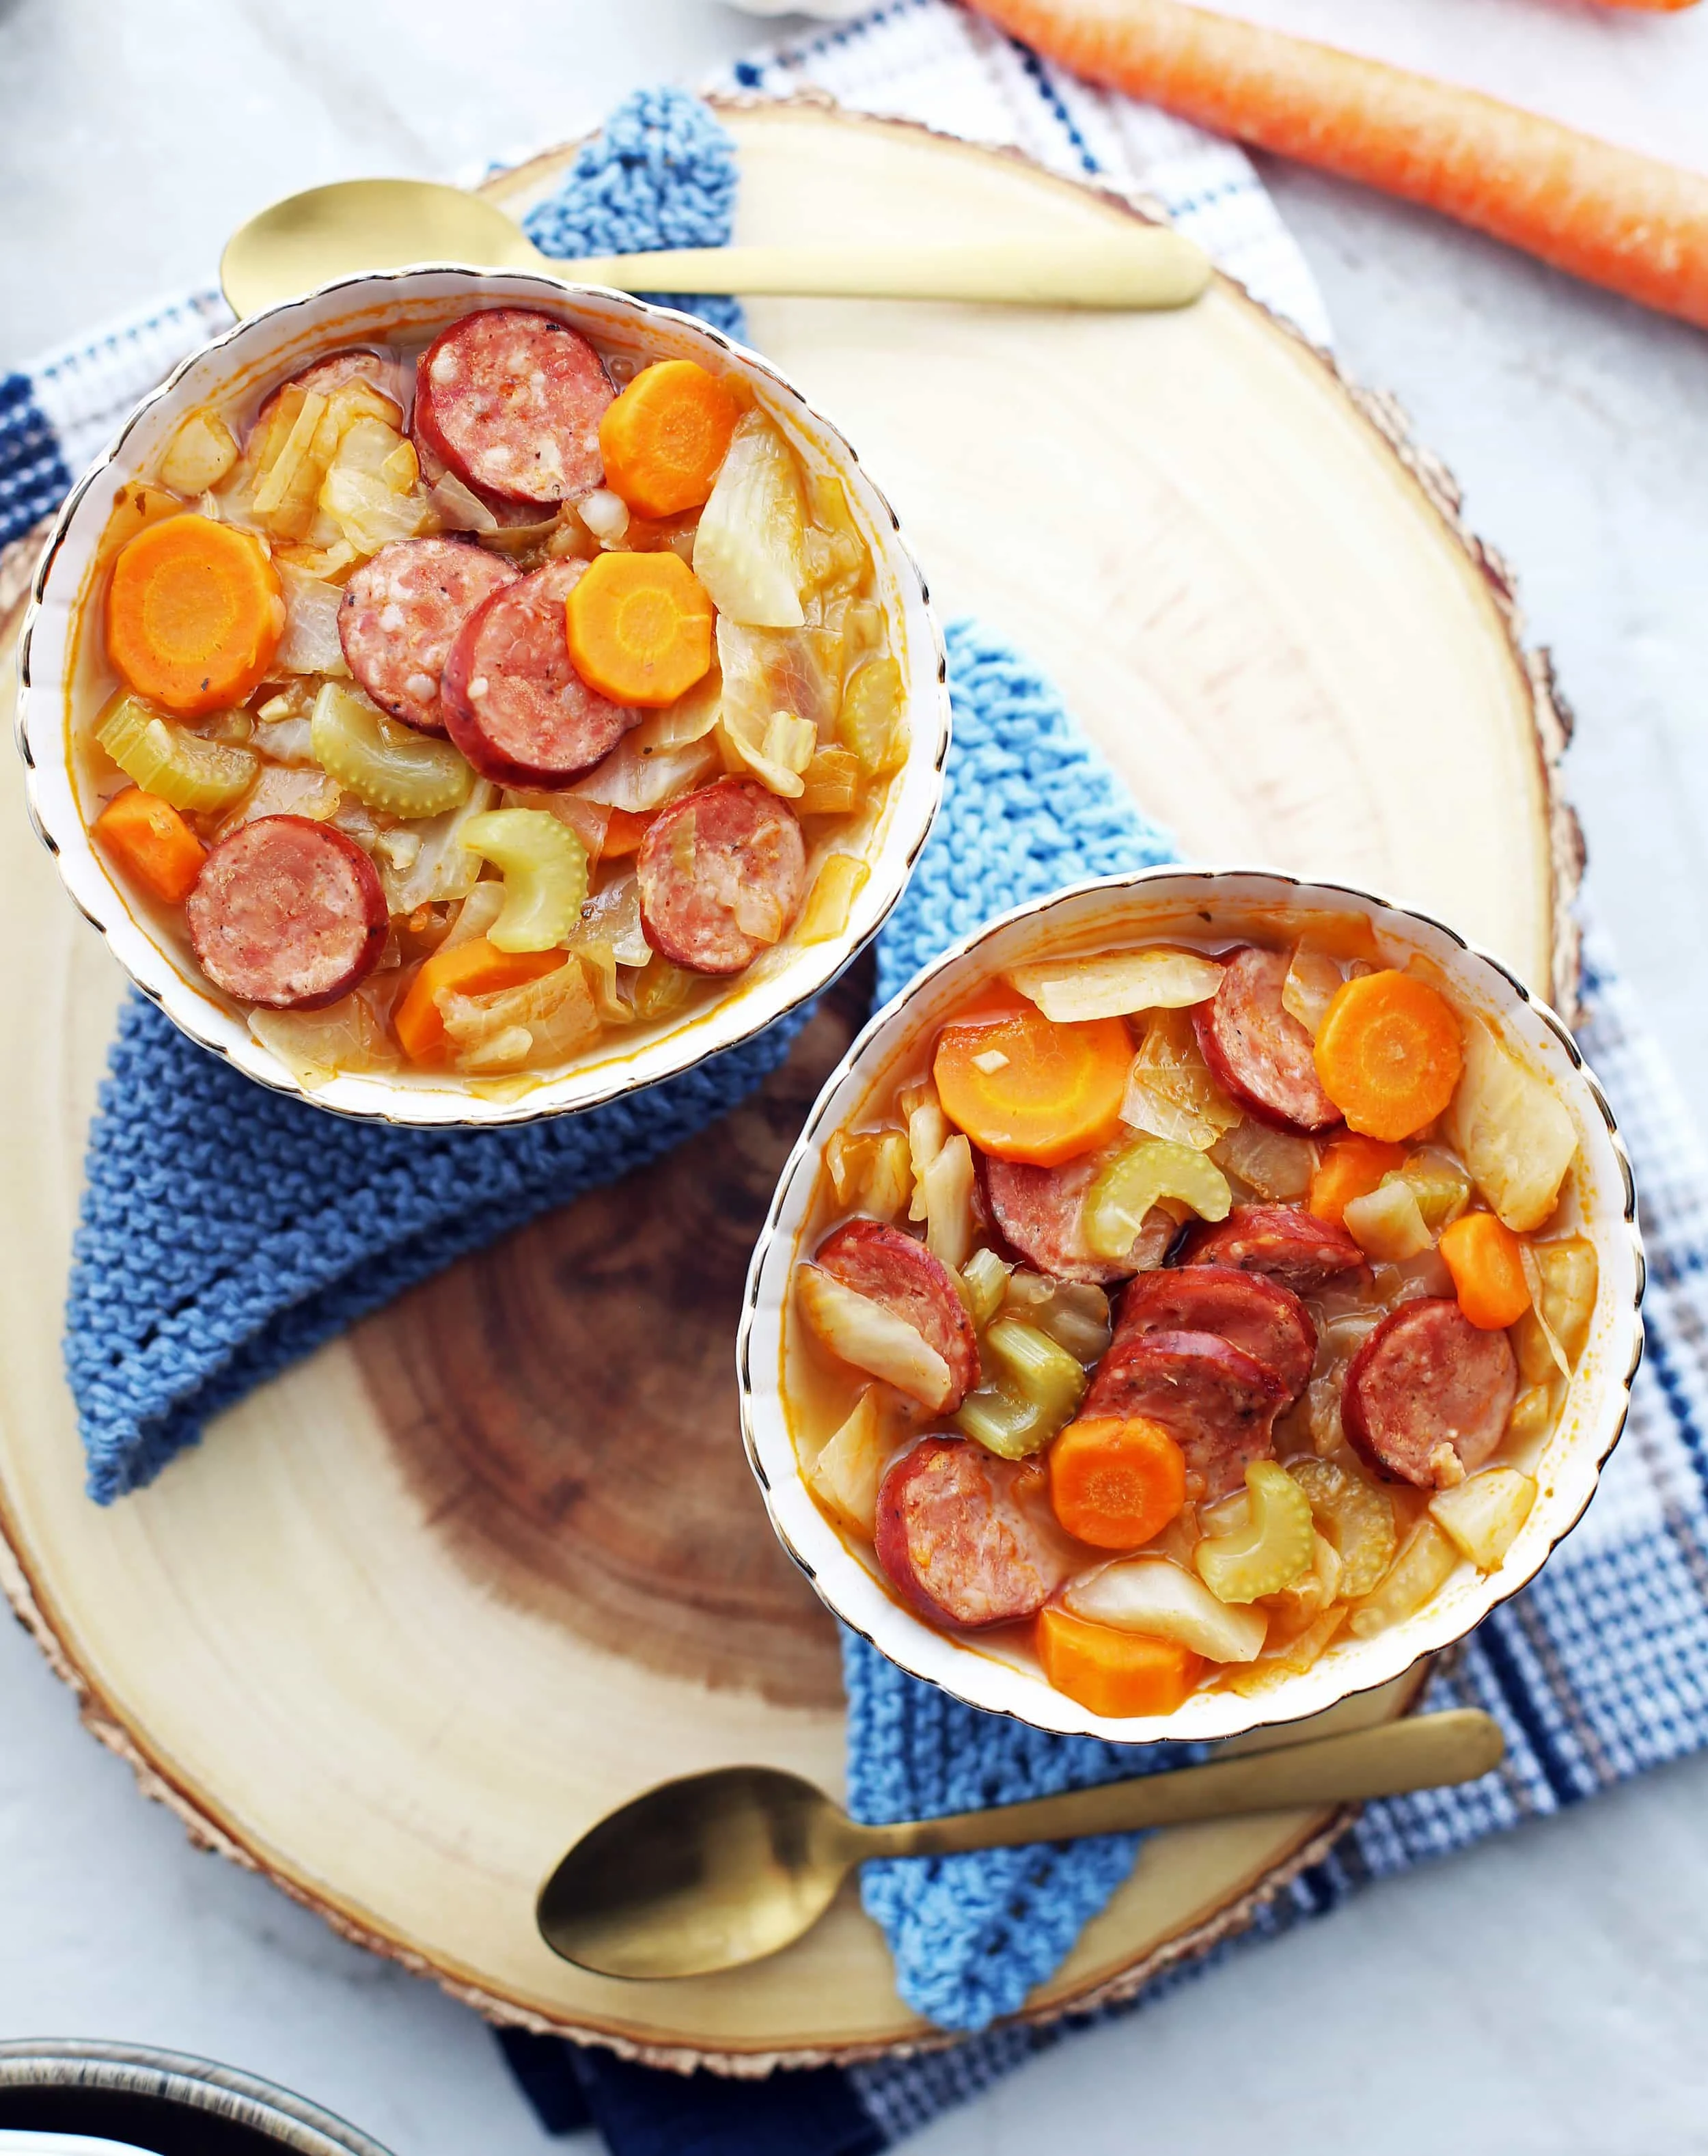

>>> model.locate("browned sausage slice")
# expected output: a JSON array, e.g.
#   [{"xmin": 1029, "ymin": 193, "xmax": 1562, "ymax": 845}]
[
  {"xmin": 1342, "ymin": 1298, "xmax": 1518, "ymax": 1489},
  {"xmin": 338, "ymin": 536, "xmax": 519, "ymax": 736},
  {"xmin": 187, "ymin": 816, "xmax": 387, "ymax": 1011},
  {"xmin": 1115, "ymin": 1265, "xmax": 1316, "ymax": 1403},
  {"xmin": 1188, "ymin": 1203, "xmax": 1369, "ymax": 1294},
  {"xmin": 636, "ymin": 778, "xmax": 808, "ymax": 975},
  {"xmin": 816, "ymin": 1220, "xmax": 980, "ymax": 1408},
  {"xmin": 441, "ymin": 556, "xmax": 639, "ymax": 786},
  {"xmin": 413, "ymin": 308, "xmax": 612, "ymax": 505},
  {"xmin": 982, "ymin": 1148, "xmax": 1174, "ymax": 1285},
  {"xmin": 413, "ymin": 433, "xmax": 557, "ymax": 531},
  {"xmin": 874, "ymin": 1436, "xmax": 1072, "ymax": 1629},
  {"xmin": 1196, "ymin": 946, "xmax": 1342, "ymax": 1134},
  {"xmin": 1083, "ymin": 1328, "xmax": 1285, "ymax": 1501}
]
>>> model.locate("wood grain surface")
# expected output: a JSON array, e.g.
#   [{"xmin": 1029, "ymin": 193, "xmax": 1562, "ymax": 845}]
[{"xmin": 0, "ymin": 98, "xmax": 1570, "ymax": 2069}]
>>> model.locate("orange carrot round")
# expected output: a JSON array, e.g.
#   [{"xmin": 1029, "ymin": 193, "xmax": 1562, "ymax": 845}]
[
  {"xmin": 1036, "ymin": 1606, "xmax": 1202, "ymax": 1718},
  {"xmin": 1438, "ymin": 1210, "xmax": 1532, "ymax": 1331},
  {"xmin": 394, "ymin": 937, "xmax": 566, "ymax": 1065},
  {"xmin": 106, "ymin": 514, "xmax": 283, "ymax": 716},
  {"xmin": 1312, "ymin": 970, "xmax": 1463, "ymax": 1142},
  {"xmin": 1049, "ymin": 1415, "xmax": 1185, "ymax": 1548},
  {"xmin": 933, "ymin": 1004, "xmax": 1131, "ymax": 1166},
  {"xmin": 1308, "ymin": 1133, "xmax": 1409, "ymax": 1228},
  {"xmin": 965, "ymin": 0, "xmax": 1708, "ymax": 333},
  {"xmin": 598, "ymin": 360, "xmax": 742, "ymax": 519},
  {"xmin": 564, "ymin": 549, "xmax": 715, "ymax": 708},
  {"xmin": 93, "ymin": 787, "xmax": 207, "ymax": 905}
]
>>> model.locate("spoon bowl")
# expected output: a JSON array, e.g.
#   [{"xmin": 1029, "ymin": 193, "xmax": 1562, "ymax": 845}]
[{"xmin": 536, "ymin": 1708, "xmax": 1504, "ymax": 1979}]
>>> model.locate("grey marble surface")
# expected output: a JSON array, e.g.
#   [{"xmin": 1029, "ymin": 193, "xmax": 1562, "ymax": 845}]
[{"xmin": 2, "ymin": 3, "xmax": 1706, "ymax": 2153}]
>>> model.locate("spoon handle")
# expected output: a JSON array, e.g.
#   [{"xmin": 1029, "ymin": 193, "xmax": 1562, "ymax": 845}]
[
  {"xmin": 560, "ymin": 236, "xmax": 1212, "ymax": 310},
  {"xmin": 866, "ymin": 1709, "xmax": 1504, "ymax": 1859}
]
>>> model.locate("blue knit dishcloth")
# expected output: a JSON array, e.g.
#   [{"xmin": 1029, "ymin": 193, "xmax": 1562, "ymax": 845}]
[{"xmin": 59, "ymin": 86, "xmax": 1179, "ymax": 2036}]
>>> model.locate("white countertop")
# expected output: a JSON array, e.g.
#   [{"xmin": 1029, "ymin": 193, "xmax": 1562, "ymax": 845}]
[{"xmin": 3, "ymin": 3, "xmax": 1707, "ymax": 2152}]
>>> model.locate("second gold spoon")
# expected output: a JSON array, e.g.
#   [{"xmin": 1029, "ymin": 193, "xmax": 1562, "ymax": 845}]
[
  {"xmin": 220, "ymin": 177, "xmax": 1212, "ymax": 320},
  {"xmin": 536, "ymin": 1707, "xmax": 1503, "ymax": 1980}
]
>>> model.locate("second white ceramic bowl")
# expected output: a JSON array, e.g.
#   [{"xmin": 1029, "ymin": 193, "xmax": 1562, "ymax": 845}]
[
  {"xmin": 16, "ymin": 267, "xmax": 948, "ymax": 1125},
  {"xmin": 740, "ymin": 867, "xmax": 1644, "ymax": 1745}
]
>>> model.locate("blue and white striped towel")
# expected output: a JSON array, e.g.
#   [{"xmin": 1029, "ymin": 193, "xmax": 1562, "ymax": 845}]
[{"xmin": 8, "ymin": 5, "xmax": 1708, "ymax": 2150}]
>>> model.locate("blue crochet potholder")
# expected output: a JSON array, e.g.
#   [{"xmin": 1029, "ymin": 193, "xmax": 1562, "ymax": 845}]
[{"xmin": 61, "ymin": 88, "xmax": 1184, "ymax": 2036}]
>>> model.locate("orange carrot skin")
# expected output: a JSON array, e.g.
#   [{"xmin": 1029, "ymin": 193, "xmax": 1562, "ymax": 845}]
[
  {"xmin": 934, "ymin": 1005, "xmax": 1131, "ymax": 1166},
  {"xmin": 1438, "ymin": 1210, "xmax": 1532, "ymax": 1330},
  {"xmin": 1049, "ymin": 1415, "xmax": 1185, "ymax": 1547},
  {"xmin": 1308, "ymin": 1134, "xmax": 1407, "ymax": 1228},
  {"xmin": 967, "ymin": 0, "xmax": 1708, "ymax": 331},
  {"xmin": 94, "ymin": 787, "xmax": 207, "ymax": 904},
  {"xmin": 1037, "ymin": 1606, "xmax": 1202, "ymax": 1717}
]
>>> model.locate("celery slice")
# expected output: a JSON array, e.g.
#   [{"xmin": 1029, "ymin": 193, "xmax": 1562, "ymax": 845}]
[
  {"xmin": 837, "ymin": 657, "xmax": 905, "ymax": 778},
  {"xmin": 956, "ymin": 1317, "xmax": 1086, "ymax": 1459},
  {"xmin": 96, "ymin": 693, "xmax": 256, "ymax": 813},
  {"xmin": 1289, "ymin": 1458, "xmax": 1397, "ymax": 1600},
  {"xmin": 1084, "ymin": 1136, "xmax": 1231, "ymax": 1261},
  {"xmin": 458, "ymin": 808, "xmax": 588, "ymax": 954},
  {"xmin": 1348, "ymin": 1518, "xmax": 1458, "ymax": 1639},
  {"xmin": 1194, "ymin": 1461, "xmax": 1315, "ymax": 1604},
  {"xmin": 310, "ymin": 683, "xmax": 472, "ymax": 818}
]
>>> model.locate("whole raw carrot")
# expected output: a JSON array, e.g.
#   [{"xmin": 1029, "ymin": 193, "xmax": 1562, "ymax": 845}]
[{"xmin": 967, "ymin": 0, "xmax": 1708, "ymax": 329}]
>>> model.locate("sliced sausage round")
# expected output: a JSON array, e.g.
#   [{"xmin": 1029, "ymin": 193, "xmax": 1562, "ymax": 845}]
[
  {"xmin": 1196, "ymin": 946, "xmax": 1342, "ymax": 1134},
  {"xmin": 1187, "ymin": 1203, "xmax": 1369, "ymax": 1295},
  {"xmin": 636, "ymin": 778, "xmax": 808, "ymax": 975},
  {"xmin": 1083, "ymin": 1328, "xmax": 1285, "ymax": 1501},
  {"xmin": 983, "ymin": 1148, "xmax": 1174, "ymax": 1285},
  {"xmin": 816, "ymin": 1220, "xmax": 979, "ymax": 1408},
  {"xmin": 1342, "ymin": 1298, "xmax": 1519, "ymax": 1489},
  {"xmin": 413, "ymin": 308, "xmax": 612, "ymax": 505},
  {"xmin": 441, "ymin": 556, "xmax": 639, "ymax": 787},
  {"xmin": 875, "ymin": 1436, "xmax": 1072, "ymax": 1630},
  {"xmin": 338, "ymin": 536, "xmax": 519, "ymax": 736},
  {"xmin": 187, "ymin": 816, "xmax": 387, "ymax": 1011},
  {"xmin": 1115, "ymin": 1265, "xmax": 1316, "ymax": 1404},
  {"xmin": 414, "ymin": 433, "xmax": 555, "ymax": 532}
]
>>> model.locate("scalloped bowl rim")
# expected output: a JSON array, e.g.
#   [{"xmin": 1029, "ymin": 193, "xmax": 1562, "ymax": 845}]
[
  {"xmin": 15, "ymin": 264, "xmax": 949, "ymax": 1128},
  {"xmin": 739, "ymin": 865, "xmax": 1645, "ymax": 1746}
]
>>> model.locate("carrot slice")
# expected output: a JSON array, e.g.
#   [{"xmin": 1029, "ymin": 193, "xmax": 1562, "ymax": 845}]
[
  {"xmin": 600, "ymin": 806, "xmax": 655, "ymax": 858},
  {"xmin": 105, "ymin": 513, "xmax": 283, "ymax": 717},
  {"xmin": 1049, "ymin": 1415, "xmax": 1185, "ymax": 1548},
  {"xmin": 564, "ymin": 550, "xmax": 716, "ymax": 708},
  {"xmin": 965, "ymin": 0, "xmax": 1708, "ymax": 333},
  {"xmin": 1312, "ymin": 970, "xmax": 1463, "ymax": 1143},
  {"xmin": 1438, "ymin": 1211, "xmax": 1532, "ymax": 1331},
  {"xmin": 1308, "ymin": 1133, "xmax": 1409, "ymax": 1228},
  {"xmin": 1036, "ymin": 1607, "xmax": 1202, "ymax": 1718},
  {"xmin": 93, "ymin": 786, "xmax": 207, "ymax": 905},
  {"xmin": 598, "ymin": 360, "xmax": 742, "ymax": 520},
  {"xmin": 933, "ymin": 1004, "xmax": 1131, "ymax": 1167},
  {"xmin": 394, "ymin": 936, "xmax": 566, "ymax": 1065}
]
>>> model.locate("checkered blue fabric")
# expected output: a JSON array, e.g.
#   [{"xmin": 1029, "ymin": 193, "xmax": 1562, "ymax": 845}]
[{"xmin": 10, "ymin": 8, "xmax": 1706, "ymax": 2148}]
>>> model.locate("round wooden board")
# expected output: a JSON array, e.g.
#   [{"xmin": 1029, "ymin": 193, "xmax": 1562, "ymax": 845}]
[{"xmin": 0, "ymin": 100, "xmax": 1569, "ymax": 2072}]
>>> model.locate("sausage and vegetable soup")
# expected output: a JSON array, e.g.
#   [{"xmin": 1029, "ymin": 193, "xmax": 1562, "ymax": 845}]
[
  {"xmin": 77, "ymin": 308, "xmax": 903, "ymax": 1087},
  {"xmin": 790, "ymin": 927, "xmax": 1597, "ymax": 1719}
]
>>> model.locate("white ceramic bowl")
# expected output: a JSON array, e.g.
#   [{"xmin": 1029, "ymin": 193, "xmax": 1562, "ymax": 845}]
[
  {"xmin": 740, "ymin": 867, "xmax": 1644, "ymax": 1745},
  {"xmin": 15, "ymin": 267, "xmax": 948, "ymax": 1125}
]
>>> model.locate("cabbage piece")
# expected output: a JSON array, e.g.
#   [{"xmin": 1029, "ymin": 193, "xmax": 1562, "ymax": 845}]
[
  {"xmin": 797, "ymin": 747, "xmax": 862, "ymax": 817},
  {"xmin": 274, "ymin": 566, "xmax": 350, "ymax": 683},
  {"xmin": 320, "ymin": 413, "xmax": 434, "ymax": 555},
  {"xmin": 836, "ymin": 656, "xmax": 905, "ymax": 778},
  {"xmin": 440, "ymin": 955, "xmax": 599, "ymax": 1072},
  {"xmin": 921, "ymin": 1132, "xmax": 976, "ymax": 1274},
  {"xmin": 251, "ymin": 714, "xmax": 318, "ymax": 765},
  {"xmin": 248, "ymin": 992, "xmax": 398, "ymax": 1089},
  {"xmin": 1289, "ymin": 1458, "xmax": 1396, "ymax": 1598},
  {"xmin": 570, "ymin": 871, "xmax": 651, "ymax": 967},
  {"xmin": 160, "ymin": 409, "xmax": 239, "ymax": 495},
  {"xmin": 1347, "ymin": 1518, "xmax": 1458, "ymax": 1639},
  {"xmin": 1064, "ymin": 1557, "xmax": 1269, "ymax": 1663},
  {"xmin": 1443, "ymin": 1013, "xmax": 1578, "ymax": 1233},
  {"xmin": 824, "ymin": 1129, "xmax": 912, "ymax": 1222},
  {"xmin": 426, "ymin": 467, "xmax": 499, "ymax": 532},
  {"xmin": 811, "ymin": 1387, "xmax": 890, "ymax": 1536},
  {"xmin": 442, "ymin": 881, "xmax": 507, "ymax": 951},
  {"xmin": 571, "ymin": 736, "xmax": 719, "ymax": 812},
  {"xmin": 718, "ymin": 618, "xmax": 844, "ymax": 739},
  {"xmin": 1513, "ymin": 1234, "xmax": 1598, "ymax": 1384},
  {"xmin": 1121, "ymin": 1007, "xmax": 1242, "ymax": 1150},
  {"xmin": 692, "ymin": 409, "xmax": 807, "ymax": 627},
  {"xmin": 906, "ymin": 1090, "xmax": 949, "ymax": 1224},
  {"xmin": 1280, "ymin": 943, "xmax": 1345, "ymax": 1039},
  {"xmin": 1000, "ymin": 1272, "xmax": 1112, "ymax": 1362},
  {"xmin": 626, "ymin": 667, "xmax": 724, "ymax": 755},
  {"xmin": 215, "ymin": 763, "xmax": 341, "ymax": 837},
  {"xmin": 796, "ymin": 1265, "xmax": 954, "ymax": 1410},
  {"xmin": 379, "ymin": 780, "xmax": 498, "ymax": 913},
  {"xmin": 1429, "ymin": 1467, "xmax": 1537, "ymax": 1570},
  {"xmin": 1008, "ymin": 947, "xmax": 1224, "ymax": 1024},
  {"xmin": 1342, "ymin": 1177, "xmax": 1433, "ymax": 1261},
  {"xmin": 1210, "ymin": 1119, "xmax": 1316, "ymax": 1201},
  {"xmin": 797, "ymin": 854, "xmax": 869, "ymax": 944}
]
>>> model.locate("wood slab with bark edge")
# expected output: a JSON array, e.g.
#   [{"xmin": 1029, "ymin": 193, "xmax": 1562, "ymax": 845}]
[{"xmin": 0, "ymin": 95, "xmax": 1569, "ymax": 2071}]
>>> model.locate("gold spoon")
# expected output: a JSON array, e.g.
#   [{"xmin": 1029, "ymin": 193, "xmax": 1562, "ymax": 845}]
[
  {"xmin": 536, "ymin": 1706, "xmax": 1502, "ymax": 1980},
  {"xmin": 220, "ymin": 177, "xmax": 1212, "ymax": 320}
]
